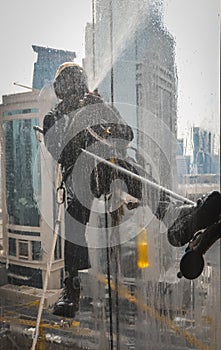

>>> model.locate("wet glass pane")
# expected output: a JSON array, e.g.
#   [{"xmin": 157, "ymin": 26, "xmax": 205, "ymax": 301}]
[{"xmin": 0, "ymin": 0, "xmax": 220, "ymax": 349}]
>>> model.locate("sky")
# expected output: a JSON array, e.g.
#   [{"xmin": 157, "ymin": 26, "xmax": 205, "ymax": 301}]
[
  {"xmin": 0, "ymin": 0, "xmax": 92, "ymax": 97},
  {"xmin": 0, "ymin": 0, "xmax": 220, "ymax": 139},
  {"xmin": 163, "ymin": 0, "xmax": 220, "ymax": 139}
]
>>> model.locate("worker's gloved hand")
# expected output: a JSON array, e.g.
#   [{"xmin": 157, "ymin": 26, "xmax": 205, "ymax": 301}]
[
  {"xmin": 167, "ymin": 191, "xmax": 221, "ymax": 247},
  {"xmin": 90, "ymin": 159, "xmax": 142, "ymax": 201}
]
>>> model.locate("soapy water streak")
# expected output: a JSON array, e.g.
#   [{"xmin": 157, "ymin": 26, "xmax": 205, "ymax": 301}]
[
  {"xmin": 33, "ymin": 102, "xmax": 191, "ymax": 248},
  {"xmin": 88, "ymin": 0, "xmax": 150, "ymax": 91}
]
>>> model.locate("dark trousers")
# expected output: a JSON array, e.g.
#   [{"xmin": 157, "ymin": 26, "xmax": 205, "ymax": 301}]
[{"xmin": 64, "ymin": 195, "xmax": 91, "ymax": 273}]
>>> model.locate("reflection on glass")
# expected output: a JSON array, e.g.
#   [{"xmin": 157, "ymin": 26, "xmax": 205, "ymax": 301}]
[{"xmin": 4, "ymin": 118, "xmax": 41, "ymax": 226}]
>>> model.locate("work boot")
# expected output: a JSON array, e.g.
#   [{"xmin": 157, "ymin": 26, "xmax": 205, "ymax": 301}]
[
  {"xmin": 53, "ymin": 276, "xmax": 80, "ymax": 318},
  {"xmin": 167, "ymin": 191, "xmax": 221, "ymax": 247}
]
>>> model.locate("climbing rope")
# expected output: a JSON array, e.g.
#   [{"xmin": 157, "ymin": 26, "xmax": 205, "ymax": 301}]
[{"xmin": 31, "ymin": 126, "xmax": 65, "ymax": 350}]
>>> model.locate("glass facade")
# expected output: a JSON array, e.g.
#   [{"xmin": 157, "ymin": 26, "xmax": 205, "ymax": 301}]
[{"xmin": 4, "ymin": 118, "xmax": 41, "ymax": 226}]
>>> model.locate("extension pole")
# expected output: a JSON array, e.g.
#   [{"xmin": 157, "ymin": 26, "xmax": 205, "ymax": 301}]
[{"xmin": 81, "ymin": 148, "xmax": 195, "ymax": 205}]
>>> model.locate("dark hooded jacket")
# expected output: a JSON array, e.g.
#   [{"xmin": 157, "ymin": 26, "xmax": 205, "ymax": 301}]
[{"xmin": 43, "ymin": 93, "xmax": 142, "ymax": 207}]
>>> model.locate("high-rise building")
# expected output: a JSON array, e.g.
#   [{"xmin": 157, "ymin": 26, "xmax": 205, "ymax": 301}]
[
  {"xmin": 84, "ymin": 0, "xmax": 178, "ymax": 282},
  {"xmin": 84, "ymin": 0, "xmax": 177, "ymax": 189},
  {"xmin": 192, "ymin": 126, "xmax": 212, "ymax": 174},
  {"xmin": 32, "ymin": 45, "xmax": 76, "ymax": 90},
  {"xmin": 0, "ymin": 46, "xmax": 75, "ymax": 289}
]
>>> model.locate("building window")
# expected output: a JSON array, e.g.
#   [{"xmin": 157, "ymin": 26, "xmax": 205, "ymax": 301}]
[
  {"xmin": 18, "ymin": 240, "xmax": 29, "ymax": 259},
  {"xmin": 3, "ymin": 108, "xmax": 39, "ymax": 117},
  {"xmin": 32, "ymin": 241, "xmax": 42, "ymax": 260},
  {"xmin": 8, "ymin": 238, "xmax": 16, "ymax": 256},
  {"xmin": 8, "ymin": 264, "xmax": 42, "ymax": 289},
  {"xmin": 8, "ymin": 229, "xmax": 40, "ymax": 237}
]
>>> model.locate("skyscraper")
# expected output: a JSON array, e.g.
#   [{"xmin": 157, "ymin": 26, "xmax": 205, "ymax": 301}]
[
  {"xmin": 32, "ymin": 45, "xmax": 76, "ymax": 90},
  {"xmin": 192, "ymin": 126, "xmax": 212, "ymax": 174},
  {"xmin": 84, "ymin": 0, "xmax": 177, "ymax": 189},
  {"xmin": 84, "ymin": 0, "xmax": 178, "ymax": 288}
]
